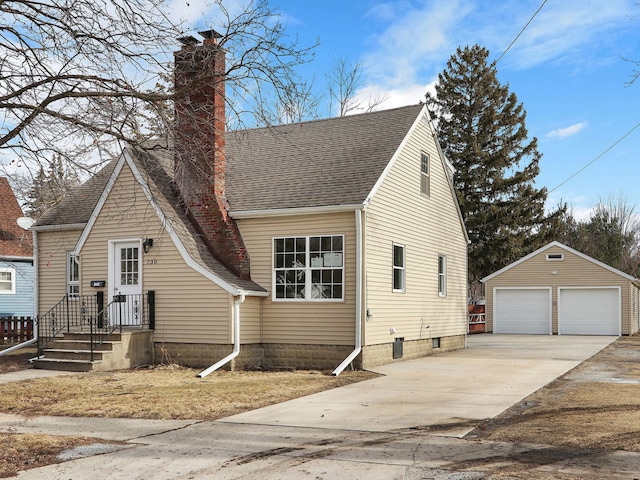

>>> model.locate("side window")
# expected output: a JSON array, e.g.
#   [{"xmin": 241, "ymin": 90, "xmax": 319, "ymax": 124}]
[
  {"xmin": 0, "ymin": 268, "xmax": 15, "ymax": 294},
  {"xmin": 438, "ymin": 255, "xmax": 447, "ymax": 297},
  {"xmin": 420, "ymin": 151, "xmax": 430, "ymax": 196},
  {"xmin": 67, "ymin": 252, "xmax": 80, "ymax": 298},
  {"xmin": 393, "ymin": 243, "xmax": 405, "ymax": 292}
]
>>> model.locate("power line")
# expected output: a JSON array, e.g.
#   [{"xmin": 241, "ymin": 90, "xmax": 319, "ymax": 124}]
[
  {"xmin": 548, "ymin": 120, "xmax": 640, "ymax": 195},
  {"xmin": 495, "ymin": 0, "xmax": 548, "ymax": 64}
]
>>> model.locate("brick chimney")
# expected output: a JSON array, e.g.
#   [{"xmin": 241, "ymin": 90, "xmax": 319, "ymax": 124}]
[{"xmin": 174, "ymin": 30, "xmax": 251, "ymax": 280}]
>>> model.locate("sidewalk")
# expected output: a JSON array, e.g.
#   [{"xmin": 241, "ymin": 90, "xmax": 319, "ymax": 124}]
[{"xmin": 1, "ymin": 334, "xmax": 635, "ymax": 479}]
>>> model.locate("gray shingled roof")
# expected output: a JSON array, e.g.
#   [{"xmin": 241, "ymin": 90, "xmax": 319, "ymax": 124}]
[
  {"xmin": 32, "ymin": 105, "xmax": 424, "ymax": 290},
  {"xmin": 225, "ymin": 104, "xmax": 424, "ymax": 212},
  {"xmin": 128, "ymin": 150, "xmax": 265, "ymax": 293},
  {"xmin": 35, "ymin": 162, "xmax": 117, "ymax": 227}
]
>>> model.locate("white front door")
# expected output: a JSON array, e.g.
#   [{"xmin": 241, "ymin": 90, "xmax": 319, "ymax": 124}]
[{"xmin": 111, "ymin": 241, "xmax": 143, "ymax": 326}]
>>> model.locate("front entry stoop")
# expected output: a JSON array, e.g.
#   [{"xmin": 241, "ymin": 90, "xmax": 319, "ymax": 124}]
[
  {"xmin": 32, "ymin": 332, "xmax": 120, "ymax": 372},
  {"xmin": 33, "ymin": 330, "xmax": 154, "ymax": 372}
]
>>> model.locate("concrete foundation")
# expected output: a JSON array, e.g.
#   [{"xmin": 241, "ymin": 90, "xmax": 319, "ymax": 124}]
[
  {"xmin": 153, "ymin": 335, "xmax": 466, "ymax": 371},
  {"xmin": 361, "ymin": 334, "xmax": 465, "ymax": 369}
]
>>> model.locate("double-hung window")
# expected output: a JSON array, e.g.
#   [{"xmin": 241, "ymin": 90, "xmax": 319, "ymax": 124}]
[
  {"xmin": 438, "ymin": 255, "xmax": 447, "ymax": 297},
  {"xmin": 67, "ymin": 252, "xmax": 80, "ymax": 298},
  {"xmin": 393, "ymin": 243, "xmax": 405, "ymax": 292},
  {"xmin": 273, "ymin": 235, "xmax": 344, "ymax": 301},
  {"xmin": 420, "ymin": 151, "xmax": 430, "ymax": 196},
  {"xmin": 0, "ymin": 268, "xmax": 15, "ymax": 294}
]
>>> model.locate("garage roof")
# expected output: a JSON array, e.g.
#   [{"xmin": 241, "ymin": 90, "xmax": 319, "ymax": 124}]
[{"xmin": 481, "ymin": 241, "xmax": 638, "ymax": 283}]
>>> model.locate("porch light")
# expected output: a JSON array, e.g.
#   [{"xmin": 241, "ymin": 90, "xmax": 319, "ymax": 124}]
[{"xmin": 143, "ymin": 238, "xmax": 154, "ymax": 253}]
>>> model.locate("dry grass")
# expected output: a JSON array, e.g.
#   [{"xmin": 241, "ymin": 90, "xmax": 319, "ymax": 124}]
[
  {"xmin": 471, "ymin": 335, "xmax": 640, "ymax": 452},
  {"xmin": 0, "ymin": 433, "xmax": 121, "ymax": 478},
  {"xmin": 0, "ymin": 348, "xmax": 35, "ymax": 374},
  {"xmin": 0, "ymin": 366, "xmax": 377, "ymax": 420},
  {"xmin": 0, "ymin": 362, "xmax": 377, "ymax": 476}
]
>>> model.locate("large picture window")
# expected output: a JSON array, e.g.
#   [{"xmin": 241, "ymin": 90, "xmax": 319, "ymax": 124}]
[
  {"xmin": 0, "ymin": 268, "xmax": 15, "ymax": 294},
  {"xmin": 274, "ymin": 235, "xmax": 344, "ymax": 301},
  {"xmin": 67, "ymin": 252, "xmax": 80, "ymax": 298},
  {"xmin": 393, "ymin": 243, "xmax": 405, "ymax": 292}
]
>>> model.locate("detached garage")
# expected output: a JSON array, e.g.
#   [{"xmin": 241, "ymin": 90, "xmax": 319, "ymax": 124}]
[{"xmin": 483, "ymin": 241, "xmax": 640, "ymax": 336}]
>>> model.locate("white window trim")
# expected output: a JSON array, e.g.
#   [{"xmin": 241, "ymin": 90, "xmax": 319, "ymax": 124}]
[
  {"xmin": 438, "ymin": 254, "xmax": 447, "ymax": 297},
  {"xmin": 0, "ymin": 268, "xmax": 16, "ymax": 295},
  {"xmin": 392, "ymin": 243, "xmax": 406, "ymax": 293},
  {"xmin": 272, "ymin": 235, "xmax": 345, "ymax": 302},
  {"xmin": 420, "ymin": 151, "xmax": 430, "ymax": 196},
  {"xmin": 546, "ymin": 253, "xmax": 564, "ymax": 261},
  {"xmin": 66, "ymin": 252, "xmax": 80, "ymax": 299}
]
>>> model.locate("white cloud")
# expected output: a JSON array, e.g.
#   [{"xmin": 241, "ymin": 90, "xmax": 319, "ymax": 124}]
[
  {"xmin": 547, "ymin": 122, "xmax": 588, "ymax": 140},
  {"xmin": 499, "ymin": 0, "xmax": 636, "ymax": 69},
  {"xmin": 351, "ymin": 0, "xmax": 636, "ymax": 106},
  {"xmin": 361, "ymin": 0, "xmax": 473, "ymax": 87}
]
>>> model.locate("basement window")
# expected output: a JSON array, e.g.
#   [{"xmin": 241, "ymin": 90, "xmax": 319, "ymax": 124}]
[
  {"xmin": 546, "ymin": 253, "xmax": 564, "ymax": 261},
  {"xmin": 432, "ymin": 337, "xmax": 441, "ymax": 349}
]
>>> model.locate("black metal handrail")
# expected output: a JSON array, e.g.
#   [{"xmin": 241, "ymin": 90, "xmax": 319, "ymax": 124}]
[
  {"xmin": 37, "ymin": 292, "xmax": 155, "ymax": 361},
  {"xmin": 88, "ymin": 292, "xmax": 154, "ymax": 361}
]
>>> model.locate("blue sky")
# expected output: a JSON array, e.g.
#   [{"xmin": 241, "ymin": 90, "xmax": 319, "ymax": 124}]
[
  {"xmin": 168, "ymin": 0, "xmax": 640, "ymax": 218},
  {"xmin": 260, "ymin": 0, "xmax": 640, "ymax": 220},
  {"xmin": 6, "ymin": 0, "xmax": 636, "ymax": 221}
]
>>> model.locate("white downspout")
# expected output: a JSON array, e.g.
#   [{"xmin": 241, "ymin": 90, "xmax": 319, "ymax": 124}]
[
  {"xmin": 0, "ymin": 230, "xmax": 39, "ymax": 357},
  {"xmin": 197, "ymin": 294, "xmax": 245, "ymax": 378},
  {"xmin": 332, "ymin": 208, "xmax": 363, "ymax": 376}
]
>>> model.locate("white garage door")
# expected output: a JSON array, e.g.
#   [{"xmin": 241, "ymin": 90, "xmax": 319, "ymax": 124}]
[
  {"xmin": 494, "ymin": 288, "xmax": 551, "ymax": 334},
  {"xmin": 559, "ymin": 288, "xmax": 620, "ymax": 335}
]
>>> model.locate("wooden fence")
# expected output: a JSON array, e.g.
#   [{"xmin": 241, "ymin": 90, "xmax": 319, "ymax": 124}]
[{"xmin": 0, "ymin": 317, "xmax": 34, "ymax": 345}]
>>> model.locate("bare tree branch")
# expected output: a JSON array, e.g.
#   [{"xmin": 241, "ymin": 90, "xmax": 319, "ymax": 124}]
[{"xmin": 1, "ymin": 0, "xmax": 316, "ymax": 192}]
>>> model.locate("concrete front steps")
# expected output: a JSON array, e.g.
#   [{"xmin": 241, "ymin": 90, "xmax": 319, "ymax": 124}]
[{"xmin": 32, "ymin": 330, "xmax": 154, "ymax": 372}]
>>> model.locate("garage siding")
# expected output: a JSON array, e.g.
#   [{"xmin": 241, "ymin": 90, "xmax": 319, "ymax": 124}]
[{"xmin": 484, "ymin": 244, "xmax": 636, "ymax": 335}]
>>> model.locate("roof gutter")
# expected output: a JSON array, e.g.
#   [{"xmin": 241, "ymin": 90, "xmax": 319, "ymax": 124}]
[
  {"xmin": 0, "ymin": 255, "xmax": 33, "ymax": 262},
  {"xmin": 230, "ymin": 204, "xmax": 364, "ymax": 220},
  {"xmin": 332, "ymin": 208, "xmax": 363, "ymax": 376},
  {"xmin": 197, "ymin": 294, "xmax": 245, "ymax": 378},
  {"xmin": 31, "ymin": 223, "xmax": 86, "ymax": 232}
]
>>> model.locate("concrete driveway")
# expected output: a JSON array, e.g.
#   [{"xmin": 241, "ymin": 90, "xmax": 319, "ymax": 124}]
[
  {"xmin": 4, "ymin": 334, "xmax": 628, "ymax": 479},
  {"xmin": 222, "ymin": 334, "xmax": 617, "ymax": 436}
]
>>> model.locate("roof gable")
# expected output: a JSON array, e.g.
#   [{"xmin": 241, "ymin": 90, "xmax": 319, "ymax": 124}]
[
  {"xmin": 0, "ymin": 177, "xmax": 32, "ymax": 258},
  {"xmin": 482, "ymin": 240, "xmax": 637, "ymax": 283},
  {"xmin": 72, "ymin": 149, "xmax": 265, "ymax": 296}
]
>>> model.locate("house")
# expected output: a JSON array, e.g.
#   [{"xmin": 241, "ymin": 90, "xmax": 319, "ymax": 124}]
[
  {"xmin": 0, "ymin": 177, "xmax": 34, "ymax": 319},
  {"xmin": 31, "ymin": 31, "xmax": 469, "ymax": 373},
  {"xmin": 482, "ymin": 241, "xmax": 640, "ymax": 336}
]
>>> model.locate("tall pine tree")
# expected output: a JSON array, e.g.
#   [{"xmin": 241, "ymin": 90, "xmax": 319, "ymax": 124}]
[
  {"xmin": 427, "ymin": 45, "xmax": 559, "ymax": 293},
  {"xmin": 24, "ymin": 156, "xmax": 80, "ymax": 219}
]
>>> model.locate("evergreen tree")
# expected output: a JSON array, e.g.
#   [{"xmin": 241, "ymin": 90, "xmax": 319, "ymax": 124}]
[
  {"xmin": 24, "ymin": 157, "xmax": 80, "ymax": 219},
  {"xmin": 427, "ymin": 45, "xmax": 559, "ymax": 292}
]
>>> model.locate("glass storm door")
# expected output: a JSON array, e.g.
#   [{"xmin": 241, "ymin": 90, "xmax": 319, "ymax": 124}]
[{"xmin": 112, "ymin": 242, "xmax": 143, "ymax": 326}]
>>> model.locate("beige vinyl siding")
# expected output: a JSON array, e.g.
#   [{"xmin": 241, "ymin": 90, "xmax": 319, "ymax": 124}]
[
  {"xmin": 241, "ymin": 294, "xmax": 262, "ymax": 343},
  {"xmin": 631, "ymin": 285, "xmax": 640, "ymax": 335},
  {"xmin": 485, "ymin": 245, "xmax": 634, "ymax": 335},
  {"xmin": 364, "ymin": 115, "xmax": 468, "ymax": 345},
  {"xmin": 80, "ymin": 163, "xmax": 233, "ymax": 344},
  {"xmin": 237, "ymin": 212, "xmax": 356, "ymax": 345},
  {"xmin": 36, "ymin": 229, "xmax": 82, "ymax": 315}
]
